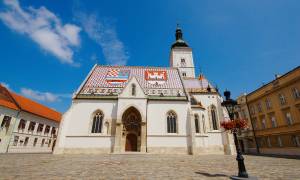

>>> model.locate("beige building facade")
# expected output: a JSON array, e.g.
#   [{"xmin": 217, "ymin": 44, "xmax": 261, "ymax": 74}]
[{"xmin": 240, "ymin": 66, "xmax": 300, "ymax": 156}]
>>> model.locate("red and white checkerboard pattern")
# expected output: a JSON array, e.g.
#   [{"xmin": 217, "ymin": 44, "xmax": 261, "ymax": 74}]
[
  {"xmin": 106, "ymin": 69, "xmax": 119, "ymax": 77},
  {"xmin": 80, "ymin": 66, "xmax": 185, "ymax": 96}
]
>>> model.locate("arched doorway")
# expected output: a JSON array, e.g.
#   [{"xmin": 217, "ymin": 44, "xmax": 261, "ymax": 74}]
[{"xmin": 122, "ymin": 107, "xmax": 141, "ymax": 152}]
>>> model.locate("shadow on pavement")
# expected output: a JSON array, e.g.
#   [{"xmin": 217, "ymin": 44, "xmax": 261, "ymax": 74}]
[
  {"xmin": 195, "ymin": 171, "xmax": 229, "ymax": 177},
  {"xmin": 246, "ymin": 153, "xmax": 300, "ymax": 160}
]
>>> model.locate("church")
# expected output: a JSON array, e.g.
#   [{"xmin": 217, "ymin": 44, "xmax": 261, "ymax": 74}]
[{"xmin": 54, "ymin": 26, "xmax": 235, "ymax": 155}]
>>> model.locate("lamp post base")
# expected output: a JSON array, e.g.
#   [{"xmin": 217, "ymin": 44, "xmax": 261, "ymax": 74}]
[{"xmin": 230, "ymin": 176, "xmax": 258, "ymax": 180}]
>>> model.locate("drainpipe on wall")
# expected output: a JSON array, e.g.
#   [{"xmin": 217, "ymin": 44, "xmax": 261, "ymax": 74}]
[{"xmin": 245, "ymin": 96, "xmax": 260, "ymax": 154}]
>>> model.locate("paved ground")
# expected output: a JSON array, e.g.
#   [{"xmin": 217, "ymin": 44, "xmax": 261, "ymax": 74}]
[{"xmin": 0, "ymin": 154, "xmax": 299, "ymax": 180}]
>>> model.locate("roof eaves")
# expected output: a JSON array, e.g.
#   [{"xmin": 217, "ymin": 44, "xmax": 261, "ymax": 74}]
[
  {"xmin": 74, "ymin": 64, "xmax": 98, "ymax": 99},
  {"xmin": 247, "ymin": 66, "xmax": 300, "ymax": 97},
  {"xmin": 0, "ymin": 85, "xmax": 21, "ymax": 110}
]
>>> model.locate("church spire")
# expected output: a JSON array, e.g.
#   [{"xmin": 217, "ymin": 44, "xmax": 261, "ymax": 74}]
[
  {"xmin": 175, "ymin": 24, "xmax": 183, "ymax": 40},
  {"xmin": 171, "ymin": 24, "xmax": 189, "ymax": 48}
]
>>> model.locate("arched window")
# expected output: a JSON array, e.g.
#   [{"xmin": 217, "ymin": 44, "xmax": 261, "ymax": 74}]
[
  {"xmin": 211, "ymin": 106, "xmax": 218, "ymax": 130},
  {"xmin": 167, "ymin": 111, "xmax": 177, "ymax": 133},
  {"xmin": 202, "ymin": 115, "xmax": 206, "ymax": 133},
  {"xmin": 131, "ymin": 84, "xmax": 136, "ymax": 96},
  {"xmin": 194, "ymin": 114, "xmax": 200, "ymax": 133},
  {"xmin": 91, "ymin": 111, "xmax": 104, "ymax": 133}
]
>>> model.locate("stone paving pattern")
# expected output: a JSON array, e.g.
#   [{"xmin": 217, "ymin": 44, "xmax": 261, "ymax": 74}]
[{"xmin": 0, "ymin": 154, "xmax": 299, "ymax": 180}]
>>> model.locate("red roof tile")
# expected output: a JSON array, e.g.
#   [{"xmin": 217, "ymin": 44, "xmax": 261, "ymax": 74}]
[{"xmin": 78, "ymin": 65, "xmax": 187, "ymax": 97}]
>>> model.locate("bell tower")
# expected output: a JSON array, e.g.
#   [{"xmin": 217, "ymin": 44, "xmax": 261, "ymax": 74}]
[{"xmin": 169, "ymin": 25, "xmax": 195, "ymax": 79}]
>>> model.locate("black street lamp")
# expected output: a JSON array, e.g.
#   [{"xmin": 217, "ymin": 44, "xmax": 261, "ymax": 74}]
[{"xmin": 221, "ymin": 90, "xmax": 252, "ymax": 179}]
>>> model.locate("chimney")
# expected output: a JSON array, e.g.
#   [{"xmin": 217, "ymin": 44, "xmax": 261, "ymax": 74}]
[{"xmin": 275, "ymin": 74, "xmax": 282, "ymax": 79}]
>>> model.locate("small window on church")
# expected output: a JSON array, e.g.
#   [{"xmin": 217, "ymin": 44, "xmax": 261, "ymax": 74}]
[
  {"xmin": 132, "ymin": 84, "xmax": 136, "ymax": 96},
  {"xmin": 167, "ymin": 111, "xmax": 177, "ymax": 133},
  {"xmin": 182, "ymin": 72, "xmax": 186, "ymax": 77},
  {"xmin": 181, "ymin": 58, "xmax": 186, "ymax": 67},
  {"xmin": 211, "ymin": 106, "xmax": 218, "ymax": 130},
  {"xmin": 91, "ymin": 111, "xmax": 104, "ymax": 133},
  {"xmin": 195, "ymin": 114, "xmax": 200, "ymax": 133}
]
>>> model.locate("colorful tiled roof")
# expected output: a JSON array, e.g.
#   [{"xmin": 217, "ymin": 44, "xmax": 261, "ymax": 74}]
[
  {"xmin": 78, "ymin": 65, "xmax": 187, "ymax": 97},
  {"xmin": 183, "ymin": 74, "xmax": 216, "ymax": 93},
  {"xmin": 0, "ymin": 85, "xmax": 61, "ymax": 122}
]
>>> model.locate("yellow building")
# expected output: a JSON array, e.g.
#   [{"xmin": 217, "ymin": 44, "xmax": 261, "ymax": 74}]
[{"xmin": 246, "ymin": 66, "xmax": 300, "ymax": 156}]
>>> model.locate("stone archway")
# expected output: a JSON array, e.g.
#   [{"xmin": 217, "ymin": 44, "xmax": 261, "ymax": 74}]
[{"xmin": 122, "ymin": 107, "xmax": 141, "ymax": 152}]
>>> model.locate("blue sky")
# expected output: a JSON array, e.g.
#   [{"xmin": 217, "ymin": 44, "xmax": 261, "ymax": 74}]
[{"xmin": 0, "ymin": 0, "xmax": 299, "ymax": 113}]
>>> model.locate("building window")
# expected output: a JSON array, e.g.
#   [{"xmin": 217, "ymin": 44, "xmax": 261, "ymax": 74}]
[
  {"xmin": 44, "ymin": 125, "xmax": 50, "ymax": 135},
  {"xmin": 267, "ymin": 137, "xmax": 272, "ymax": 147},
  {"xmin": 13, "ymin": 136, "xmax": 19, "ymax": 146},
  {"xmin": 28, "ymin": 122, "xmax": 36, "ymax": 132},
  {"xmin": 51, "ymin": 127, "xmax": 56, "ymax": 136},
  {"xmin": 211, "ymin": 106, "xmax": 218, "ymax": 130},
  {"xmin": 91, "ymin": 111, "xmax": 104, "ymax": 133},
  {"xmin": 202, "ymin": 115, "xmax": 206, "ymax": 133},
  {"xmin": 257, "ymin": 103, "xmax": 262, "ymax": 113},
  {"xmin": 265, "ymin": 98, "xmax": 272, "ymax": 109},
  {"xmin": 292, "ymin": 87, "xmax": 300, "ymax": 99},
  {"xmin": 48, "ymin": 139, "xmax": 52, "ymax": 147},
  {"xmin": 167, "ymin": 111, "xmax": 177, "ymax": 133},
  {"xmin": 24, "ymin": 137, "xmax": 29, "ymax": 146},
  {"xmin": 279, "ymin": 93, "xmax": 286, "ymax": 105},
  {"xmin": 182, "ymin": 72, "xmax": 186, "ymax": 77},
  {"xmin": 131, "ymin": 84, "xmax": 136, "ymax": 96},
  {"xmin": 180, "ymin": 58, "xmax": 186, "ymax": 66},
  {"xmin": 291, "ymin": 135, "xmax": 300, "ymax": 147},
  {"xmin": 271, "ymin": 116, "xmax": 277, "ymax": 128},
  {"xmin": 250, "ymin": 106, "xmax": 255, "ymax": 115},
  {"xmin": 1, "ymin": 116, "xmax": 11, "ymax": 130},
  {"xmin": 37, "ymin": 124, "xmax": 44, "ymax": 133},
  {"xmin": 18, "ymin": 119, "xmax": 26, "ymax": 131},
  {"xmin": 285, "ymin": 112, "xmax": 293, "ymax": 125},
  {"xmin": 277, "ymin": 136, "xmax": 283, "ymax": 147},
  {"xmin": 33, "ymin": 138, "xmax": 38, "ymax": 147},
  {"xmin": 194, "ymin": 114, "xmax": 200, "ymax": 133},
  {"xmin": 41, "ymin": 139, "xmax": 45, "ymax": 147},
  {"xmin": 261, "ymin": 118, "xmax": 266, "ymax": 129}
]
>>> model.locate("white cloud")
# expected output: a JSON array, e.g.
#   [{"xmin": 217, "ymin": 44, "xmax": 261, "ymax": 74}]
[
  {"xmin": 77, "ymin": 13, "xmax": 128, "ymax": 65},
  {"xmin": 0, "ymin": 0, "xmax": 81, "ymax": 64},
  {"xmin": 20, "ymin": 88, "xmax": 71, "ymax": 103}
]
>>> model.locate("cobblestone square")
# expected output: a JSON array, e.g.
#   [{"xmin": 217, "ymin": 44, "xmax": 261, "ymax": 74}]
[{"xmin": 0, "ymin": 154, "xmax": 299, "ymax": 179}]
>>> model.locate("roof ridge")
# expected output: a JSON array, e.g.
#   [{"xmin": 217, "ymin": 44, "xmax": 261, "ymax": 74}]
[{"xmin": 96, "ymin": 65, "xmax": 179, "ymax": 69}]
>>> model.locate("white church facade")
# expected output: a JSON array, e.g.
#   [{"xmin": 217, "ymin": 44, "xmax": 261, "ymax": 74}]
[{"xmin": 54, "ymin": 27, "xmax": 235, "ymax": 155}]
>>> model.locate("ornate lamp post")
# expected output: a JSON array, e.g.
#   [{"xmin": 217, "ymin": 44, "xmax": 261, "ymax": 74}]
[{"xmin": 221, "ymin": 90, "xmax": 250, "ymax": 179}]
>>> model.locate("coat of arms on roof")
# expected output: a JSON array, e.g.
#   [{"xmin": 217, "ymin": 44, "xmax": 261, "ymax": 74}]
[
  {"xmin": 106, "ymin": 69, "xmax": 130, "ymax": 85},
  {"xmin": 145, "ymin": 70, "xmax": 167, "ymax": 85}
]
